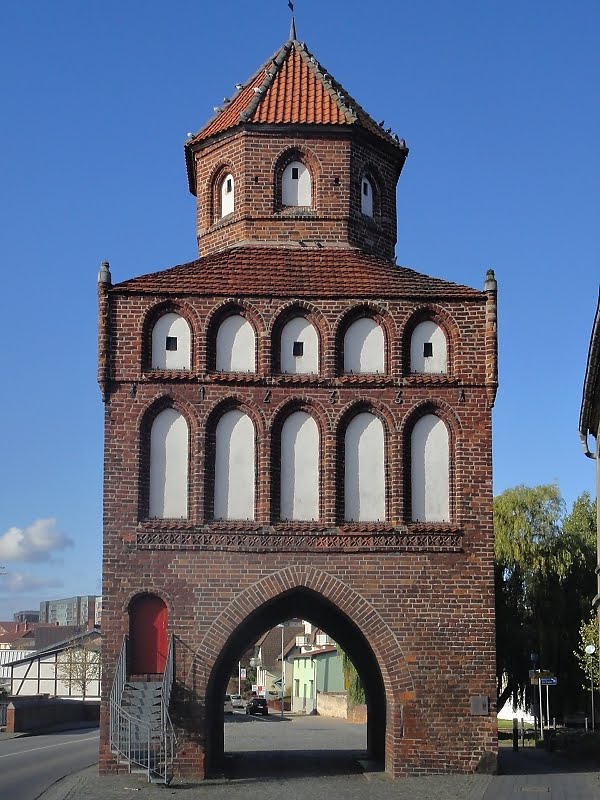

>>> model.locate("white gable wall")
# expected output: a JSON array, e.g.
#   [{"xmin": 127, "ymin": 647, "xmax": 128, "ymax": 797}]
[{"xmin": 10, "ymin": 648, "xmax": 101, "ymax": 699}]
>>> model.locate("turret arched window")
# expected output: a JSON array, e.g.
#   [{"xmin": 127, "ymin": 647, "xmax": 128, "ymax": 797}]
[
  {"xmin": 282, "ymin": 161, "xmax": 312, "ymax": 207},
  {"xmin": 361, "ymin": 176, "xmax": 374, "ymax": 217},
  {"xmin": 220, "ymin": 173, "xmax": 234, "ymax": 217}
]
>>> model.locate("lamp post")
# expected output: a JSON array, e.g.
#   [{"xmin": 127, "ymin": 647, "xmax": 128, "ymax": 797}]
[
  {"xmin": 278, "ymin": 623, "xmax": 285, "ymax": 718},
  {"xmin": 585, "ymin": 643, "xmax": 596, "ymax": 730}
]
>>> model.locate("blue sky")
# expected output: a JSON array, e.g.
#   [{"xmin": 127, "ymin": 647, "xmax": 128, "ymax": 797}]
[{"xmin": 0, "ymin": 0, "xmax": 598, "ymax": 620}]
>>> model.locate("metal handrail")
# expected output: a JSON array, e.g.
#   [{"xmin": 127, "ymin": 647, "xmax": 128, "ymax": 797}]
[{"xmin": 109, "ymin": 633, "xmax": 176, "ymax": 784}]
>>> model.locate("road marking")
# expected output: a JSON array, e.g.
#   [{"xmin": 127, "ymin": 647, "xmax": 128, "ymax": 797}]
[{"xmin": 0, "ymin": 734, "xmax": 99, "ymax": 759}]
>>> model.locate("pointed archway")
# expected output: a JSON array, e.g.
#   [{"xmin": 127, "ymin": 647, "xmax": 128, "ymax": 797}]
[{"xmin": 184, "ymin": 565, "xmax": 414, "ymax": 776}]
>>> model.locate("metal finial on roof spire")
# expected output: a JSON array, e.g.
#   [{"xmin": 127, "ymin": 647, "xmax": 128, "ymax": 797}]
[{"xmin": 288, "ymin": 0, "xmax": 297, "ymax": 40}]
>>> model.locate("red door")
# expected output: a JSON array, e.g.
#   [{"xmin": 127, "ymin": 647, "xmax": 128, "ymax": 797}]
[{"xmin": 129, "ymin": 594, "xmax": 168, "ymax": 674}]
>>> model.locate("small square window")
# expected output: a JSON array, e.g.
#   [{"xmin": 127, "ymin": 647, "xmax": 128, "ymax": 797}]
[
  {"xmin": 291, "ymin": 167, "xmax": 299, "ymax": 180},
  {"xmin": 226, "ymin": 178, "xmax": 232, "ymax": 193},
  {"xmin": 293, "ymin": 341, "xmax": 304, "ymax": 357},
  {"xmin": 423, "ymin": 342, "xmax": 433, "ymax": 358},
  {"xmin": 166, "ymin": 336, "xmax": 178, "ymax": 352}
]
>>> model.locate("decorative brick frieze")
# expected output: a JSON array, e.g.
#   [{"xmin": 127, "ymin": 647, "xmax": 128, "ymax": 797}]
[{"xmin": 134, "ymin": 525, "xmax": 463, "ymax": 553}]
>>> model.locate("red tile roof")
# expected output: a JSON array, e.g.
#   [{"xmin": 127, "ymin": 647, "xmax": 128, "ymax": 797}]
[
  {"xmin": 113, "ymin": 247, "xmax": 483, "ymax": 300},
  {"xmin": 186, "ymin": 39, "xmax": 405, "ymax": 149}
]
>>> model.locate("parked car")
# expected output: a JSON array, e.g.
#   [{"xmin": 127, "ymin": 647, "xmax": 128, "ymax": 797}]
[
  {"xmin": 231, "ymin": 693, "xmax": 244, "ymax": 708},
  {"xmin": 224, "ymin": 694, "xmax": 234, "ymax": 714},
  {"xmin": 245, "ymin": 696, "xmax": 268, "ymax": 716}
]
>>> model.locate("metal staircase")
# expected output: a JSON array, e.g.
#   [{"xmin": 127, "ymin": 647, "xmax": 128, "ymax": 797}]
[{"xmin": 109, "ymin": 635, "xmax": 176, "ymax": 783}]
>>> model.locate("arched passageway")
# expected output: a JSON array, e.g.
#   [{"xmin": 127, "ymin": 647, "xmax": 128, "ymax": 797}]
[{"xmin": 202, "ymin": 587, "xmax": 387, "ymax": 776}]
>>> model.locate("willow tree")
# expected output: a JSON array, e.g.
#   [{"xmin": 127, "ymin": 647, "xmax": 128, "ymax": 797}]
[{"xmin": 495, "ymin": 486, "xmax": 595, "ymax": 714}]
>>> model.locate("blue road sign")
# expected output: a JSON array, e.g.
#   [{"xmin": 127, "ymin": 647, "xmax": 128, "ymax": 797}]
[{"xmin": 540, "ymin": 677, "xmax": 558, "ymax": 686}]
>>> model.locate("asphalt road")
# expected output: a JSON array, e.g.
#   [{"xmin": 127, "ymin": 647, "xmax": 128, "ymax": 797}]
[
  {"xmin": 224, "ymin": 711, "xmax": 368, "ymax": 779},
  {"xmin": 0, "ymin": 727, "xmax": 99, "ymax": 800}
]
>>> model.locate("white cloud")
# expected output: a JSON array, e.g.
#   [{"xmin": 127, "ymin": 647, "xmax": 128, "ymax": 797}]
[
  {"xmin": 0, "ymin": 518, "xmax": 73, "ymax": 563},
  {"xmin": 0, "ymin": 571, "xmax": 63, "ymax": 593}
]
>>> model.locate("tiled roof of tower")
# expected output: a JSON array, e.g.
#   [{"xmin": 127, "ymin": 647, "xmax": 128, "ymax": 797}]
[
  {"xmin": 187, "ymin": 38, "xmax": 404, "ymax": 149},
  {"xmin": 113, "ymin": 247, "xmax": 483, "ymax": 300}
]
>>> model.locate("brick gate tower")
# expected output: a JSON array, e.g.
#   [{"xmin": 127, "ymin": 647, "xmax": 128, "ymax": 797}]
[{"xmin": 98, "ymin": 24, "xmax": 498, "ymax": 780}]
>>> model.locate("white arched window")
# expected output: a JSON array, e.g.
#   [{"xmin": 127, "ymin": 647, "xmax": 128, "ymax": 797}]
[
  {"xmin": 149, "ymin": 408, "xmax": 188, "ymax": 519},
  {"xmin": 280, "ymin": 317, "xmax": 319, "ymax": 374},
  {"xmin": 343, "ymin": 318, "xmax": 385, "ymax": 374},
  {"xmin": 282, "ymin": 161, "xmax": 311, "ymax": 206},
  {"xmin": 344, "ymin": 413, "xmax": 385, "ymax": 522},
  {"xmin": 280, "ymin": 412, "xmax": 319, "ymax": 521},
  {"xmin": 215, "ymin": 315, "xmax": 256, "ymax": 373},
  {"xmin": 151, "ymin": 313, "xmax": 191, "ymax": 370},
  {"xmin": 410, "ymin": 321, "xmax": 448, "ymax": 374},
  {"xmin": 214, "ymin": 410, "xmax": 255, "ymax": 520},
  {"xmin": 220, "ymin": 172, "xmax": 234, "ymax": 217},
  {"xmin": 411, "ymin": 415, "xmax": 450, "ymax": 522},
  {"xmin": 361, "ymin": 176, "xmax": 374, "ymax": 217}
]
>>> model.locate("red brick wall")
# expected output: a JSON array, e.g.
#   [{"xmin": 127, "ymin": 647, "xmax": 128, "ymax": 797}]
[
  {"xmin": 192, "ymin": 127, "xmax": 402, "ymax": 260},
  {"xmin": 99, "ymin": 284, "xmax": 497, "ymax": 778}
]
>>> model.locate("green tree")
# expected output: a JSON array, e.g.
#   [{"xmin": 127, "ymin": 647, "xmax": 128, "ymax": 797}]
[
  {"xmin": 339, "ymin": 649, "xmax": 365, "ymax": 707},
  {"xmin": 575, "ymin": 614, "xmax": 600, "ymax": 692},
  {"xmin": 495, "ymin": 486, "xmax": 596, "ymax": 715}
]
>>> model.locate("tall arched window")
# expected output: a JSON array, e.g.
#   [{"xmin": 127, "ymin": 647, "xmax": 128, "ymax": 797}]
[
  {"xmin": 361, "ymin": 176, "xmax": 374, "ymax": 217},
  {"xmin": 344, "ymin": 412, "xmax": 385, "ymax": 521},
  {"xmin": 149, "ymin": 408, "xmax": 188, "ymax": 519},
  {"xmin": 280, "ymin": 317, "xmax": 319, "ymax": 374},
  {"xmin": 411, "ymin": 414, "xmax": 450, "ymax": 522},
  {"xmin": 214, "ymin": 410, "xmax": 255, "ymax": 520},
  {"xmin": 343, "ymin": 318, "xmax": 385, "ymax": 374},
  {"xmin": 280, "ymin": 412, "xmax": 319, "ymax": 520},
  {"xmin": 151, "ymin": 313, "xmax": 191, "ymax": 370},
  {"xmin": 215, "ymin": 315, "xmax": 256, "ymax": 372},
  {"xmin": 410, "ymin": 321, "xmax": 447, "ymax": 374},
  {"xmin": 282, "ymin": 161, "xmax": 311, "ymax": 206},
  {"xmin": 220, "ymin": 173, "xmax": 234, "ymax": 217}
]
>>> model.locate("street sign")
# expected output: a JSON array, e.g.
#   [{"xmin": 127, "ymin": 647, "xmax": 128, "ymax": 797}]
[
  {"xmin": 540, "ymin": 677, "xmax": 557, "ymax": 686},
  {"xmin": 240, "ymin": 668, "xmax": 246, "ymax": 679}
]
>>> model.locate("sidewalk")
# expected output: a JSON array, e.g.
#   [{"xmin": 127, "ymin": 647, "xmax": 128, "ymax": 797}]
[{"xmin": 38, "ymin": 747, "xmax": 600, "ymax": 800}]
